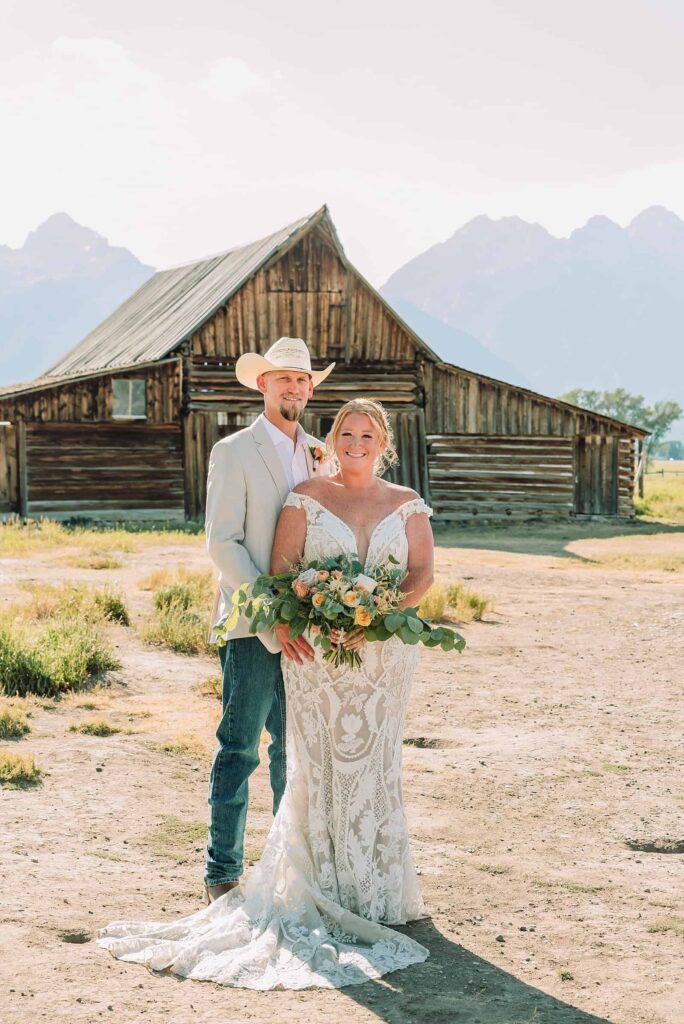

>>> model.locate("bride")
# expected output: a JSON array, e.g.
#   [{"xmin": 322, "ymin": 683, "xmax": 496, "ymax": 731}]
[{"xmin": 98, "ymin": 399, "xmax": 435, "ymax": 990}]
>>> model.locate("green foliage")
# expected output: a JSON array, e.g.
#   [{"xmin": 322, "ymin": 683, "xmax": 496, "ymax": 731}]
[
  {"xmin": 94, "ymin": 591, "xmax": 130, "ymax": 626},
  {"xmin": 142, "ymin": 568, "xmax": 214, "ymax": 655},
  {"xmin": 653, "ymin": 439, "xmax": 684, "ymax": 460},
  {"xmin": 558, "ymin": 388, "xmax": 682, "ymax": 457},
  {"xmin": 154, "ymin": 584, "xmax": 194, "ymax": 612},
  {"xmin": 0, "ymin": 620, "xmax": 119, "ymax": 699},
  {"xmin": 218, "ymin": 554, "xmax": 466, "ymax": 668}
]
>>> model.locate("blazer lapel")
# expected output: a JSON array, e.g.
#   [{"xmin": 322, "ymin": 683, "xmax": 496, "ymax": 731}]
[
  {"xmin": 251, "ymin": 414, "xmax": 290, "ymax": 503},
  {"xmin": 304, "ymin": 442, "xmax": 315, "ymax": 478}
]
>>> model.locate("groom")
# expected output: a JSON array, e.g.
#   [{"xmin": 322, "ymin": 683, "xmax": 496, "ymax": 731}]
[{"xmin": 203, "ymin": 337, "xmax": 335, "ymax": 903}]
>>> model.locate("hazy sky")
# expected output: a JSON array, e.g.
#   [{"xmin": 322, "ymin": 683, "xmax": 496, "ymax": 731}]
[{"xmin": 3, "ymin": 0, "xmax": 684, "ymax": 283}]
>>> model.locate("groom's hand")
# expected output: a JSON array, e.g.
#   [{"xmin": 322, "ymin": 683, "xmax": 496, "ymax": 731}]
[{"xmin": 275, "ymin": 623, "xmax": 315, "ymax": 664}]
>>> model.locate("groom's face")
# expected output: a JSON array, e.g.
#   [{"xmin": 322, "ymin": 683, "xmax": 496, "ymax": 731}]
[{"xmin": 258, "ymin": 370, "xmax": 314, "ymax": 422}]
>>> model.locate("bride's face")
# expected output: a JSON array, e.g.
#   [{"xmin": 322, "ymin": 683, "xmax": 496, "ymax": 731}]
[{"xmin": 334, "ymin": 413, "xmax": 384, "ymax": 473}]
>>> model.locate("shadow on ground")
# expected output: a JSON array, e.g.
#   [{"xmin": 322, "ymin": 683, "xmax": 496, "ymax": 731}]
[
  {"xmin": 434, "ymin": 518, "xmax": 684, "ymax": 560},
  {"xmin": 344, "ymin": 919, "xmax": 613, "ymax": 1024}
]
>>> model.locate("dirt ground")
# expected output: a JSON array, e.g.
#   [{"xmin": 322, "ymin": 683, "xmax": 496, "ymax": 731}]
[{"xmin": 1, "ymin": 519, "xmax": 683, "ymax": 1024}]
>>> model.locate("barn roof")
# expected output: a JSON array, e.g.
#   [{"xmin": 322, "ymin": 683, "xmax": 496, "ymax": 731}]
[
  {"xmin": 45, "ymin": 209, "xmax": 325, "ymax": 379},
  {"xmin": 0, "ymin": 206, "xmax": 648, "ymax": 438}
]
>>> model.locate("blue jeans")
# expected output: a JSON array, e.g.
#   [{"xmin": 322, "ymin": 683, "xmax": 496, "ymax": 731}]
[{"xmin": 204, "ymin": 637, "xmax": 286, "ymax": 885}]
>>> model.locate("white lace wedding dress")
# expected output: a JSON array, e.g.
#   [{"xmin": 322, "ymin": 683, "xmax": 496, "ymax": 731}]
[{"xmin": 98, "ymin": 496, "xmax": 432, "ymax": 989}]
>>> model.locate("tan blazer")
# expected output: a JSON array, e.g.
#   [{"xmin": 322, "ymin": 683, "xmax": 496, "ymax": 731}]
[{"xmin": 205, "ymin": 414, "xmax": 326, "ymax": 654}]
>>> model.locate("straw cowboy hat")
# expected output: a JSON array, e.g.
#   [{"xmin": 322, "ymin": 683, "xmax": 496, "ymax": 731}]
[{"xmin": 235, "ymin": 337, "xmax": 335, "ymax": 390}]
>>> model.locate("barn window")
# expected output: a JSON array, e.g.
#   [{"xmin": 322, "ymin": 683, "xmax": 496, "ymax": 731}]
[{"xmin": 112, "ymin": 379, "xmax": 147, "ymax": 419}]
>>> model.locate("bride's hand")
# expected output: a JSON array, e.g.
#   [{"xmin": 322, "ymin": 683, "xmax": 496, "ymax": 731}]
[{"xmin": 330, "ymin": 626, "xmax": 366, "ymax": 651}]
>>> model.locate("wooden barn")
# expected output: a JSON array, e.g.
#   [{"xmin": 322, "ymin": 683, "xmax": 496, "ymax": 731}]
[{"xmin": 0, "ymin": 206, "xmax": 647, "ymax": 523}]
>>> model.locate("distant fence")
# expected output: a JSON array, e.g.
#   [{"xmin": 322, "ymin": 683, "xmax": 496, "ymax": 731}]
[{"xmin": 646, "ymin": 467, "xmax": 684, "ymax": 477}]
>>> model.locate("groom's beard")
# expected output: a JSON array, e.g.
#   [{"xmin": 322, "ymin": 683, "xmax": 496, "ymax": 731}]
[{"xmin": 279, "ymin": 401, "xmax": 304, "ymax": 422}]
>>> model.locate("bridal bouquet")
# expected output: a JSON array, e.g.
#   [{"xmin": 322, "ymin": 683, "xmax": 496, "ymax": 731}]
[{"xmin": 214, "ymin": 554, "xmax": 465, "ymax": 668}]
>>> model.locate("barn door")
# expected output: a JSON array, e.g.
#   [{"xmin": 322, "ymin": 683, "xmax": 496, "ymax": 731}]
[
  {"xmin": 575, "ymin": 435, "xmax": 618, "ymax": 515},
  {"xmin": 0, "ymin": 424, "xmax": 18, "ymax": 513}
]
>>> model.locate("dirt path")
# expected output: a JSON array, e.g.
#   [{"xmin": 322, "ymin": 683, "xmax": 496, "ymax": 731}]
[{"xmin": 1, "ymin": 527, "xmax": 683, "ymax": 1024}]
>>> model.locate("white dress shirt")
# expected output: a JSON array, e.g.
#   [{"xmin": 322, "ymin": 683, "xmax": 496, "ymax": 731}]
[{"xmin": 261, "ymin": 415, "xmax": 310, "ymax": 490}]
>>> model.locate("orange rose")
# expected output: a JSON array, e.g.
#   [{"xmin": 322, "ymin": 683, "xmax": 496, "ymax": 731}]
[
  {"xmin": 312, "ymin": 592, "xmax": 326, "ymax": 608},
  {"xmin": 317, "ymin": 570, "xmax": 330, "ymax": 582},
  {"xmin": 354, "ymin": 606, "xmax": 372, "ymax": 627},
  {"xmin": 343, "ymin": 590, "xmax": 359, "ymax": 606},
  {"xmin": 293, "ymin": 581, "xmax": 309, "ymax": 598}
]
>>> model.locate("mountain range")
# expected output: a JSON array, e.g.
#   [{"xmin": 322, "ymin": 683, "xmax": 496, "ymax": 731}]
[
  {"xmin": 382, "ymin": 206, "xmax": 684, "ymax": 435},
  {"xmin": 0, "ymin": 209, "xmax": 681, "ymax": 438},
  {"xmin": 0, "ymin": 214, "xmax": 153, "ymax": 386}
]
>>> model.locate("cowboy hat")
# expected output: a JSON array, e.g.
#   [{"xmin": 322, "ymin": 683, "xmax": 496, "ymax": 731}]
[{"xmin": 235, "ymin": 337, "xmax": 335, "ymax": 390}]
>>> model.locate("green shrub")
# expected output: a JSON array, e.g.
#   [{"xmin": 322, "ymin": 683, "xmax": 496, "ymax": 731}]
[
  {"xmin": 142, "ymin": 568, "xmax": 214, "ymax": 656},
  {"xmin": 142, "ymin": 606, "xmax": 211, "ymax": 656},
  {"xmin": 155, "ymin": 584, "xmax": 194, "ymax": 612},
  {"xmin": 0, "ymin": 621, "xmax": 119, "ymax": 699},
  {"xmin": 94, "ymin": 591, "xmax": 130, "ymax": 626}
]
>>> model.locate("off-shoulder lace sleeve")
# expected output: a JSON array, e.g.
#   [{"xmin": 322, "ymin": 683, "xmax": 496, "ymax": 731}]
[
  {"xmin": 397, "ymin": 497, "xmax": 433, "ymax": 523},
  {"xmin": 283, "ymin": 492, "xmax": 308, "ymax": 512}
]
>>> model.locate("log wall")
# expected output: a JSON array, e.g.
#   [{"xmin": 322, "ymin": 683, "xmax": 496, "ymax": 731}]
[
  {"xmin": 427, "ymin": 434, "xmax": 576, "ymax": 521},
  {"xmin": 424, "ymin": 363, "xmax": 635, "ymax": 438},
  {"xmin": 0, "ymin": 361, "xmax": 181, "ymax": 425},
  {"xmin": 22, "ymin": 422, "xmax": 184, "ymax": 520},
  {"xmin": 618, "ymin": 438, "xmax": 637, "ymax": 518}
]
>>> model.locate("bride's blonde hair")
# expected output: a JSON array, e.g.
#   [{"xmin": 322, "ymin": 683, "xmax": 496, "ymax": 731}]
[{"xmin": 325, "ymin": 399, "xmax": 398, "ymax": 476}]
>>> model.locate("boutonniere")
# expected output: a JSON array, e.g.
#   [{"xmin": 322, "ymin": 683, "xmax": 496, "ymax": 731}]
[{"xmin": 309, "ymin": 444, "xmax": 326, "ymax": 471}]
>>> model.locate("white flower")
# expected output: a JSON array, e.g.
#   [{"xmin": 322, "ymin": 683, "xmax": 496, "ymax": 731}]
[
  {"xmin": 353, "ymin": 573, "xmax": 378, "ymax": 594},
  {"xmin": 296, "ymin": 568, "xmax": 319, "ymax": 587}
]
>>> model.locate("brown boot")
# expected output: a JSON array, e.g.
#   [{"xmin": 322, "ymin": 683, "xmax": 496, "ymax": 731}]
[{"xmin": 205, "ymin": 881, "xmax": 239, "ymax": 905}]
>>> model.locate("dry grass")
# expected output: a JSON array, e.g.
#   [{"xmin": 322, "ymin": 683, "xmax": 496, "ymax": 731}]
[
  {"xmin": 138, "ymin": 565, "xmax": 214, "ymax": 598},
  {"xmin": 0, "ymin": 698, "xmax": 32, "ymax": 739},
  {"xmin": 144, "ymin": 815, "xmax": 207, "ymax": 861},
  {"xmin": 69, "ymin": 718, "xmax": 121, "ymax": 737},
  {"xmin": 68, "ymin": 555, "xmax": 124, "ymax": 570},
  {"xmin": 0, "ymin": 751, "xmax": 43, "ymax": 787},
  {"xmin": 419, "ymin": 579, "xmax": 493, "ymax": 623},
  {"xmin": 0, "ymin": 518, "xmax": 204, "ymax": 560},
  {"xmin": 196, "ymin": 674, "xmax": 222, "ymax": 700},
  {"xmin": 140, "ymin": 566, "xmax": 215, "ymax": 656},
  {"xmin": 477, "ymin": 863, "xmax": 511, "ymax": 875},
  {"xmin": 602, "ymin": 763, "xmax": 631, "ymax": 775},
  {"xmin": 532, "ymin": 877, "xmax": 604, "ymax": 895},
  {"xmin": 637, "ymin": 463, "xmax": 684, "ymax": 524},
  {"xmin": 158, "ymin": 732, "xmax": 209, "ymax": 758},
  {"xmin": 445, "ymin": 581, "xmax": 493, "ymax": 621},
  {"xmin": 647, "ymin": 917, "xmax": 684, "ymax": 937},
  {"xmin": 590, "ymin": 552, "xmax": 684, "ymax": 572}
]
